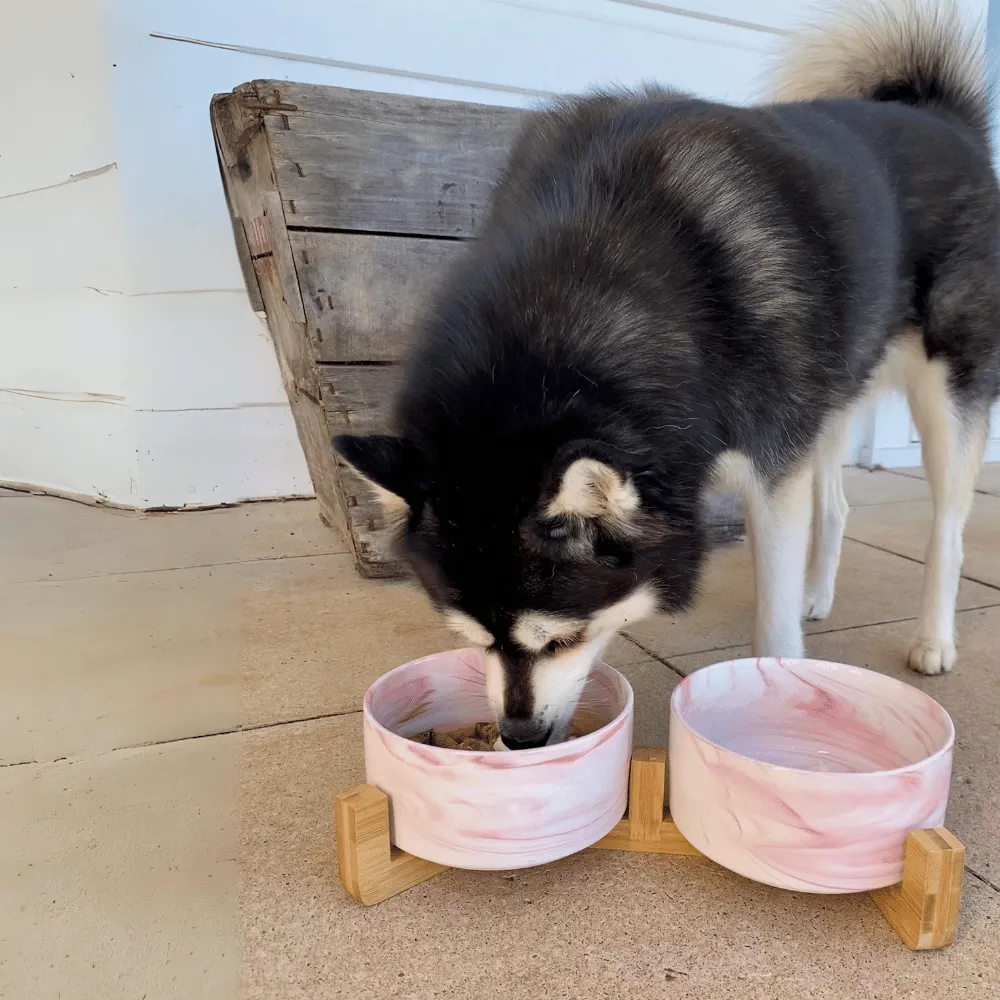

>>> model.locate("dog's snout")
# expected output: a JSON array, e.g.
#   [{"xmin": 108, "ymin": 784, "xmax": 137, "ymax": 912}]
[{"xmin": 499, "ymin": 719, "xmax": 553, "ymax": 751}]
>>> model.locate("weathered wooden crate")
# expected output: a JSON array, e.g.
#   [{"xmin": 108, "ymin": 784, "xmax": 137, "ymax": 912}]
[{"xmin": 210, "ymin": 80, "xmax": 742, "ymax": 578}]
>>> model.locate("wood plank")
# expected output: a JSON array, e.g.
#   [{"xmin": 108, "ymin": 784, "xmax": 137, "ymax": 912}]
[
  {"xmin": 871, "ymin": 828, "xmax": 965, "ymax": 950},
  {"xmin": 318, "ymin": 364, "xmax": 407, "ymax": 576},
  {"xmin": 591, "ymin": 817, "xmax": 703, "ymax": 856},
  {"xmin": 214, "ymin": 141, "xmax": 264, "ymax": 313},
  {"xmin": 211, "ymin": 89, "xmax": 318, "ymax": 399},
  {"xmin": 319, "ymin": 364, "xmax": 404, "ymax": 435},
  {"xmin": 292, "ymin": 231, "xmax": 463, "ymax": 362},
  {"xmin": 211, "ymin": 90, "xmax": 354, "ymax": 562},
  {"xmin": 335, "ymin": 785, "xmax": 445, "ymax": 906},
  {"xmin": 590, "ymin": 745, "xmax": 701, "ymax": 856},
  {"xmin": 627, "ymin": 747, "xmax": 667, "ymax": 843},
  {"xmin": 258, "ymin": 79, "xmax": 523, "ymax": 128},
  {"xmin": 253, "ymin": 81, "xmax": 525, "ymax": 236}
]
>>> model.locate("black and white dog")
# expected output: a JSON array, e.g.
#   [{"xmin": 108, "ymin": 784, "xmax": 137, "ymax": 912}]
[{"xmin": 337, "ymin": 1, "xmax": 1000, "ymax": 749}]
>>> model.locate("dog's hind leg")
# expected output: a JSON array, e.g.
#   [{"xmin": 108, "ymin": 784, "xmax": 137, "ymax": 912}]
[
  {"xmin": 804, "ymin": 415, "xmax": 852, "ymax": 621},
  {"xmin": 744, "ymin": 460, "xmax": 813, "ymax": 658},
  {"xmin": 905, "ymin": 351, "xmax": 989, "ymax": 675}
]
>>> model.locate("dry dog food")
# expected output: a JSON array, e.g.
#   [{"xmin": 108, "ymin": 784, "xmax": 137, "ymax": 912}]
[{"xmin": 411, "ymin": 721, "xmax": 587, "ymax": 751}]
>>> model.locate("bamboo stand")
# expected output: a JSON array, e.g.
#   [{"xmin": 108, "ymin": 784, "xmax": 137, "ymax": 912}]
[{"xmin": 334, "ymin": 746, "xmax": 964, "ymax": 950}]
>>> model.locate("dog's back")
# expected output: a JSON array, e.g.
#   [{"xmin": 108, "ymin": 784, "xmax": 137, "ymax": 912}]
[{"xmin": 336, "ymin": 1, "xmax": 1000, "ymax": 746}]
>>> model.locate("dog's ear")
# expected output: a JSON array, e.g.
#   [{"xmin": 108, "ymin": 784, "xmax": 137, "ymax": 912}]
[{"xmin": 332, "ymin": 434, "xmax": 425, "ymax": 517}]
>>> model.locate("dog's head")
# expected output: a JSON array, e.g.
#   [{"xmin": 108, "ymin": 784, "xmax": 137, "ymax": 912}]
[{"xmin": 335, "ymin": 429, "xmax": 704, "ymax": 748}]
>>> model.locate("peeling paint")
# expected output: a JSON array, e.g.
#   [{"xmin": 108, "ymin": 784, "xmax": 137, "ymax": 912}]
[
  {"xmin": 85, "ymin": 287, "xmax": 246, "ymax": 297},
  {"xmin": 0, "ymin": 162, "xmax": 117, "ymax": 202},
  {"xmin": 0, "ymin": 388, "xmax": 126, "ymax": 405},
  {"xmin": 135, "ymin": 402, "xmax": 288, "ymax": 413}
]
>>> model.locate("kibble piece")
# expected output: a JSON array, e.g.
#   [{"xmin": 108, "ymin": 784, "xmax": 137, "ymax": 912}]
[{"xmin": 411, "ymin": 721, "xmax": 587, "ymax": 751}]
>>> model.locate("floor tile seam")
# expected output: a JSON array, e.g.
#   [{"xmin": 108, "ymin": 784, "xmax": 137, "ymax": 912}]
[
  {"xmin": 881, "ymin": 467, "xmax": 997, "ymax": 497},
  {"xmin": 2, "ymin": 548, "xmax": 348, "ymax": 586},
  {"xmin": 841, "ymin": 536, "xmax": 1000, "ymax": 594}
]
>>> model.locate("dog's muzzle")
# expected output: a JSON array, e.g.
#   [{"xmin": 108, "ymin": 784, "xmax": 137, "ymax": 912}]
[{"xmin": 498, "ymin": 718, "xmax": 553, "ymax": 750}]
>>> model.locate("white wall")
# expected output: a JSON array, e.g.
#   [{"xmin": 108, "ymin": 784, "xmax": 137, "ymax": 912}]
[
  {"xmin": 0, "ymin": 1, "xmax": 992, "ymax": 504},
  {"xmin": 0, "ymin": 1, "xmax": 135, "ymax": 502}
]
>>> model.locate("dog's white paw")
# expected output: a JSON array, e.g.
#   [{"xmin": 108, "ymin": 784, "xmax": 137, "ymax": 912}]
[
  {"xmin": 803, "ymin": 586, "xmax": 834, "ymax": 622},
  {"xmin": 907, "ymin": 638, "xmax": 956, "ymax": 676}
]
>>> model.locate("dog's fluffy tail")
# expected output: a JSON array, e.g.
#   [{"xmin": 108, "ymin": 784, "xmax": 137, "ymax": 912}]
[{"xmin": 768, "ymin": 1, "xmax": 989, "ymax": 139}]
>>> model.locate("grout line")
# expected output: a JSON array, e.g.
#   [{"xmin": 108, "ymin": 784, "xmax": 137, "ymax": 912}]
[
  {"xmin": 966, "ymin": 867, "xmax": 1000, "ymax": 894},
  {"xmin": 242, "ymin": 708, "xmax": 363, "ymax": 733},
  {"xmin": 623, "ymin": 601, "xmax": 1000, "ymax": 665},
  {"xmin": 880, "ymin": 467, "xmax": 997, "ymax": 498},
  {"xmin": 843, "ymin": 535, "xmax": 1000, "ymax": 593},
  {"xmin": 121, "ymin": 708, "xmax": 364, "ymax": 751},
  {"xmin": 621, "ymin": 635, "xmax": 687, "ymax": 678},
  {"xmin": 11, "ymin": 548, "xmax": 349, "ymax": 586},
  {"xmin": 124, "ymin": 727, "xmax": 242, "ymax": 749},
  {"xmin": 7, "ymin": 709, "xmax": 368, "ymax": 768}
]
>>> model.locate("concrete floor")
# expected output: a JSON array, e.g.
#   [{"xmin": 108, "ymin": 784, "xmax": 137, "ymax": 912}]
[{"xmin": 2, "ymin": 467, "xmax": 999, "ymax": 1000}]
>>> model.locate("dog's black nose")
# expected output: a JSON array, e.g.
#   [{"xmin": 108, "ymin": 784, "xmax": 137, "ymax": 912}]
[{"xmin": 499, "ymin": 720, "xmax": 553, "ymax": 750}]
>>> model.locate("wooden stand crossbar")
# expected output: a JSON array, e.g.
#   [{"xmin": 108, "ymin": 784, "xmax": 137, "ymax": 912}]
[{"xmin": 334, "ymin": 747, "xmax": 964, "ymax": 949}]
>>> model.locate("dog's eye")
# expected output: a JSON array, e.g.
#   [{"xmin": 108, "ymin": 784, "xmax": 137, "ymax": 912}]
[
  {"xmin": 543, "ymin": 635, "xmax": 582, "ymax": 656},
  {"xmin": 538, "ymin": 515, "xmax": 572, "ymax": 540}
]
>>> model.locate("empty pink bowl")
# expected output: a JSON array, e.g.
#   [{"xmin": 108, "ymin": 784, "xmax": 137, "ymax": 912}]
[
  {"xmin": 669, "ymin": 658, "xmax": 955, "ymax": 893},
  {"xmin": 363, "ymin": 648, "xmax": 633, "ymax": 869}
]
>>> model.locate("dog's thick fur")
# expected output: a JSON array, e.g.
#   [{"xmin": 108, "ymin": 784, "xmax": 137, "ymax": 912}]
[{"xmin": 337, "ymin": 1, "xmax": 1000, "ymax": 748}]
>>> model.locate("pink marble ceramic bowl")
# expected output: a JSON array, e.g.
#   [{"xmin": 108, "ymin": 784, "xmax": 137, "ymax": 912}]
[
  {"xmin": 363, "ymin": 648, "xmax": 633, "ymax": 869},
  {"xmin": 669, "ymin": 657, "xmax": 954, "ymax": 894}
]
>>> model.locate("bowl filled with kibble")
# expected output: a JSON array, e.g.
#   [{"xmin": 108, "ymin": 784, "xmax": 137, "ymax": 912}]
[{"xmin": 362, "ymin": 648, "xmax": 633, "ymax": 869}]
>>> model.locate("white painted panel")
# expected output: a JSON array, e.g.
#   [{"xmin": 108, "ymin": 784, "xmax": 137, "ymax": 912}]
[
  {"xmin": 0, "ymin": 394, "xmax": 137, "ymax": 504},
  {"xmin": 126, "ymin": 295, "xmax": 288, "ymax": 411},
  {"xmin": 134, "ymin": 407, "xmax": 312, "ymax": 508},
  {"xmin": 1, "ymin": 0, "xmax": 116, "ymax": 195},
  {"xmin": 0, "ymin": 170, "xmax": 124, "ymax": 291},
  {"xmin": 0, "ymin": 290, "xmax": 129, "ymax": 397}
]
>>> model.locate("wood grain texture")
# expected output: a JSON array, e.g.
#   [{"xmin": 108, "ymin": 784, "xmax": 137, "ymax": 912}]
[
  {"xmin": 627, "ymin": 747, "xmax": 667, "ymax": 843},
  {"xmin": 255, "ymin": 80, "xmax": 525, "ymax": 236},
  {"xmin": 590, "ymin": 745, "xmax": 702, "ymax": 856},
  {"xmin": 211, "ymin": 89, "xmax": 317, "ymax": 399},
  {"xmin": 318, "ymin": 364, "xmax": 407, "ymax": 576},
  {"xmin": 335, "ymin": 785, "xmax": 445, "ymax": 906},
  {"xmin": 211, "ymin": 89, "xmax": 346, "ymax": 555},
  {"xmin": 292, "ymin": 231, "xmax": 464, "ymax": 362},
  {"xmin": 318, "ymin": 364, "xmax": 404, "ymax": 435},
  {"xmin": 871, "ymin": 828, "xmax": 965, "ymax": 950},
  {"xmin": 591, "ymin": 817, "xmax": 703, "ymax": 856}
]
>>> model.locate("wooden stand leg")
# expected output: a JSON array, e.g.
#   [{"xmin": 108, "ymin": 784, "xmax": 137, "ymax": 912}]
[
  {"xmin": 334, "ymin": 785, "xmax": 446, "ymax": 905},
  {"xmin": 590, "ymin": 747, "xmax": 701, "ymax": 856},
  {"xmin": 871, "ymin": 828, "xmax": 965, "ymax": 950}
]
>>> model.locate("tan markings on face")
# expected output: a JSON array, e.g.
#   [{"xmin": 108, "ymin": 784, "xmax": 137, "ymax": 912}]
[
  {"xmin": 442, "ymin": 610, "xmax": 495, "ymax": 648},
  {"xmin": 583, "ymin": 584, "xmax": 658, "ymax": 641},
  {"xmin": 545, "ymin": 458, "xmax": 639, "ymax": 523},
  {"xmin": 343, "ymin": 467, "xmax": 410, "ymax": 535},
  {"xmin": 512, "ymin": 611, "xmax": 587, "ymax": 653}
]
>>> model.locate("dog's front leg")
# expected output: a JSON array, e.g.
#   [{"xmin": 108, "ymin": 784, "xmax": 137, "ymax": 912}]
[{"xmin": 744, "ymin": 462, "xmax": 813, "ymax": 658}]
